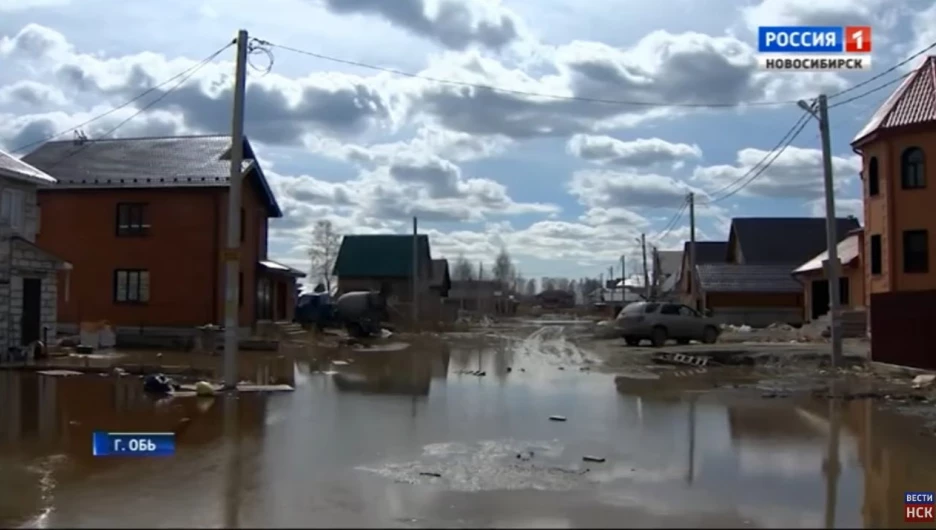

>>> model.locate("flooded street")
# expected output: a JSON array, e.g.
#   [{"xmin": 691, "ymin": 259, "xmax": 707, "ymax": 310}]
[{"xmin": 1, "ymin": 325, "xmax": 935, "ymax": 528}]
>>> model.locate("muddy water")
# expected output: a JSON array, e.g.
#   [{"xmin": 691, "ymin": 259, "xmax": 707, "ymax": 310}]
[{"xmin": 1, "ymin": 329, "xmax": 935, "ymax": 528}]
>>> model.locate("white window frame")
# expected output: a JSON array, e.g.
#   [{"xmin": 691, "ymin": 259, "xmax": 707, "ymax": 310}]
[{"xmin": 1, "ymin": 188, "xmax": 25, "ymax": 231}]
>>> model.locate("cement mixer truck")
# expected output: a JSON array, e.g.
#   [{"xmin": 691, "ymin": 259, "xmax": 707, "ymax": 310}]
[{"xmin": 295, "ymin": 290, "xmax": 387, "ymax": 338}]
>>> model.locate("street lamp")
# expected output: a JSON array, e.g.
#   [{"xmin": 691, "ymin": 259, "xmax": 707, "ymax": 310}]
[{"xmin": 798, "ymin": 95, "xmax": 843, "ymax": 370}]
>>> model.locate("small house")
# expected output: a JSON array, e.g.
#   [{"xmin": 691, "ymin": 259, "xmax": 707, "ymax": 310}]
[
  {"xmin": 690, "ymin": 217, "xmax": 860, "ymax": 326},
  {"xmin": 0, "ymin": 149, "xmax": 70, "ymax": 356}
]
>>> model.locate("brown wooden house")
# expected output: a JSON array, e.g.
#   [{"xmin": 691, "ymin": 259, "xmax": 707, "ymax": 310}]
[{"xmin": 689, "ymin": 217, "xmax": 860, "ymax": 327}]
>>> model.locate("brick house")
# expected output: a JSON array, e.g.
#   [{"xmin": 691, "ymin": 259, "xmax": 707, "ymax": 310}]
[
  {"xmin": 851, "ymin": 55, "xmax": 936, "ymax": 368},
  {"xmin": 22, "ymin": 135, "xmax": 304, "ymax": 337},
  {"xmin": 0, "ymin": 150, "xmax": 70, "ymax": 355}
]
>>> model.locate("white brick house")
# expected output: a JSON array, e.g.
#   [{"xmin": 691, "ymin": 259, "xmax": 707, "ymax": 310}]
[{"xmin": 0, "ymin": 149, "xmax": 69, "ymax": 356}]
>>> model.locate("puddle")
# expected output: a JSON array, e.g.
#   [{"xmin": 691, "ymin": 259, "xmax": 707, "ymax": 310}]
[{"xmin": 0, "ymin": 333, "xmax": 934, "ymax": 527}]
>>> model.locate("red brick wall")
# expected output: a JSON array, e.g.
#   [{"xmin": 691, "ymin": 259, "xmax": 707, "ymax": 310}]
[{"xmin": 37, "ymin": 178, "xmax": 268, "ymax": 328}]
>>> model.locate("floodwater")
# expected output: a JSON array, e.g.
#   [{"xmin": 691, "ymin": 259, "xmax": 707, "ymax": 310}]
[{"xmin": 1, "ymin": 327, "xmax": 935, "ymax": 528}]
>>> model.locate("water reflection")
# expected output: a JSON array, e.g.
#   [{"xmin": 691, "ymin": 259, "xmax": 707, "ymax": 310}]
[
  {"xmin": 1, "ymin": 333, "xmax": 935, "ymax": 527},
  {"xmin": 329, "ymin": 344, "xmax": 450, "ymax": 397}
]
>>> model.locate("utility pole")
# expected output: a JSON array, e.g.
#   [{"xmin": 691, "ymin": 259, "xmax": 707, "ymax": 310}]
[
  {"xmin": 798, "ymin": 95, "xmax": 843, "ymax": 368},
  {"xmin": 477, "ymin": 261, "xmax": 483, "ymax": 315},
  {"xmin": 688, "ymin": 192, "xmax": 697, "ymax": 310},
  {"xmin": 222, "ymin": 29, "xmax": 248, "ymax": 390},
  {"xmin": 640, "ymin": 234, "xmax": 650, "ymax": 300},
  {"xmin": 412, "ymin": 217, "xmax": 419, "ymax": 327}
]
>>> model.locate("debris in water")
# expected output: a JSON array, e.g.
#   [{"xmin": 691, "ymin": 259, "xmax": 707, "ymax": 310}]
[
  {"xmin": 419, "ymin": 472, "xmax": 442, "ymax": 478},
  {"xmin": 582, "ymin": 455, "xmax": 605, "ymax": 463},
  {"xmin": 506, "ymin": 367, "xmax": 512, "ymax": 373},
  {"xmin": 332, "ymin": 360, "xmax": 349, "ymax": 366},
  {"xmin": 557, "ymin": 366, "xmax": 565, "ymax": 371},
  {"xmin": 549, "ymin": 415, "xmax": 567, "ymax": 422},
  {"xmin": 194, "ymin": 380, "xmax": 216, "ymax": 397},
  {"xmin": 143, "ymin": 374, "xmax": 173, "ymax": 395}
]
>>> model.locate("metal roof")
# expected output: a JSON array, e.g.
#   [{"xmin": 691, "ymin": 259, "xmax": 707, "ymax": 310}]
[
  {"xmin": 729, "ymin": 217, "xmax": 861, "ymax": 265},
  {"xmin": 333, "ymin": 234, "xmax": 432, "ymax": 278},
  {"xmin": 682, "ymin": 241, "xmax": 729, "ymax": 264},
  {"xmin": 853, "ymin": 56, "xmax": 936, "ymax": 146},
  {"xmin": 793, "ymin": 232, "xmax": 861, "ymax": 274},
  {"xmin": 259, "ymin": 260, "xmax": 306, "ymax": 278},
  {"xmin": 696, "ymin": 263, "xmax": 801, "ymax": 293},
  {"xmin": 0, "ymin": 148, "xmax": 56, "ymax": 186},
  {"xmin": 21, "ymin": 135, "xmax": 282, "ymax": 217}
]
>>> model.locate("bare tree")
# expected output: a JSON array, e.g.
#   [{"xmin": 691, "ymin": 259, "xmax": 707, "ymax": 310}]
[
  {"xmin": 308, "ymin": 220, "xmax": 341, "ymax": 293},
  {"xmin": 493, "ymin": 247, "xmax": 514, "ymax": 288},
  {"xmin": 525, "ymin": 278, "xmax": 537, "ymax": 296},
  {"xmin": 541, "ymin": 277, "xmax": 556, "ymax": 291},
  {"xmin": 452, "ymin": 255, "xmax": 474, "ymax": 281}
]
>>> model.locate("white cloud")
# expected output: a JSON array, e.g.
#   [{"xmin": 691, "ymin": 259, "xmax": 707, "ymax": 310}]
[
  {"xmin": 692, "ymin": 146, "xmax": 861, "ymax": 199},
  {"xmin": 807, "ymin": 197, "xmax": 864, "ymax": 221},
  {"xmin": 567, "ymin": 134, "xmax": 702, "ymax": 169}
]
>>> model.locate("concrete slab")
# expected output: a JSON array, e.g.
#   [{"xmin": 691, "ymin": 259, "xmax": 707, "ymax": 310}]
[
  {"xmin": 176, "ymin": 383, "xmax": 294, "ymax": 394},
  {"xmin": 37, "ymin": 369, "xmax": 84, "ymax": 377}
]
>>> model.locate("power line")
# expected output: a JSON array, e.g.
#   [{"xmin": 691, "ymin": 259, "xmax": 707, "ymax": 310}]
[
  {"xmin": 704, "ymin": 113, "xmax": 811, "ymax": 204},
  {"xmin": 254, "ymin": 37, "xmax": 936, "ymax": 112},
  {"xmin": 700, "ymin": 111, "xmax": 811, "ymax": 203},
  {"xmin": 828, "ymin": 40, "xmax": 936, "ymax": 101},
  {"xmin": 252, "ymin": 38, "xmax": 803, "ymax": 109},
  {"xmin": 8, "ymin": 41, "xmax": 235, "ymax": 156},
  {"xmin": 38, "ymin": 46, "xmax": 228, "ymax": 171},
  {"xmin": 652, "ymin": 197, "xmax": 689, "ymax": 243},
  {"xmin": 828, "ymin": 69, "xmax": 917, "ymax": 109}
]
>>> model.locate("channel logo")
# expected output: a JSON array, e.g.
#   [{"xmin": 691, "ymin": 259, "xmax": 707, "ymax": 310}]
[
  {"xmin": 756, "ymin": 26, "xmax": 872, "ymax": 72},
  {"xmin": 905, "ymin": 491, "xmax": 935, "ymax": 523}
]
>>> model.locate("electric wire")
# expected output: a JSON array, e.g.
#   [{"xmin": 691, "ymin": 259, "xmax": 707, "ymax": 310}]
[
  {"xmin": 39, "ymin": 45, "xmax": 229, "ymax": 170},
  {"xmin": 254, "ymin": 37, "xmax": 936, "ymax": 111},
  {"xmin": 252, "ymin": 38, "xmax": 802, "ymax": 109},
  {"xmin": 827, "ymin": 40, "xmax": 936, "ymax": 101},
  {"xmin": 652, "ymin": 197, "xmax": 689, "ymax": 243},
  {"xmin": 828, "ymin": 69, "xmax": 917, "ymax": 109},
  {"xmin": 704, "ymin": 112, "xmax": 812, "ymax": 204},
  {"xmin": 7, "ymin": 40, "xmax": 235, "ymax": 156}
]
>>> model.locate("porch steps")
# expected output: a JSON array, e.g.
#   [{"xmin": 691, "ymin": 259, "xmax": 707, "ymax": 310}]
[{"xmin": 276, "ymin": 321, "xmax": 306, "ymax": 337}]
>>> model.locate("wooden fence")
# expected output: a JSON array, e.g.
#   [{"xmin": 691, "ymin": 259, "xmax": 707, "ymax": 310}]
[{"xmin": 869, "ymin": 290, "xmax": 936, "ymax": 370}]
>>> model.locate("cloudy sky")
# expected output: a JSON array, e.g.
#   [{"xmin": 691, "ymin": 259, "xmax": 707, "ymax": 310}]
[{"xmin": 1, "ymin": 0, "xmax": 934, "ymax": 281}]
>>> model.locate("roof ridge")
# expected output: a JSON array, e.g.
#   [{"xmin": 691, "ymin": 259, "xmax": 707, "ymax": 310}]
[{"xmin": 42, "ymin": 133, "xmax": 231, "ymax": 145}]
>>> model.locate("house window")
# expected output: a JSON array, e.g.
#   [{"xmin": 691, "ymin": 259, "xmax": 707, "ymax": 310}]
[
  {"xmin": 867, "ymin": 156, "xmax": 879, "ymax": 196},
  {"xmin": 114, "ymin": 269, "xmax": 150, "ymax": 303},
  {"xmin": 901, "ymin": 147, "xmax": 925, "ymax": 189},
  {"xmin": 1, "ymin": 188, "xmax": 25, "ymax": 230},
  {"xmin": 870, "ymin": 234, "xmax": 882, "ymax": 275},
  {"xmin": 903, "ymin": 230, "xmax": 929, "ymax": 273},
  {"xmin": 238, "ymin": 272, "xmax": 244, "ymax": 307},
  {"xmin": 256, "ymin": 277, "xmax": 272, "ymax": 320},
  {"xmin": 116, "ymin": 203, "xmax": 149, "ymax": 236},
  {"xmin": 240, "ymin": 207, "xmax": 246, "ymax": 243},
  {"xmin": 839, "ymin": 277, "xmax": 849, "ymax": 305}
]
